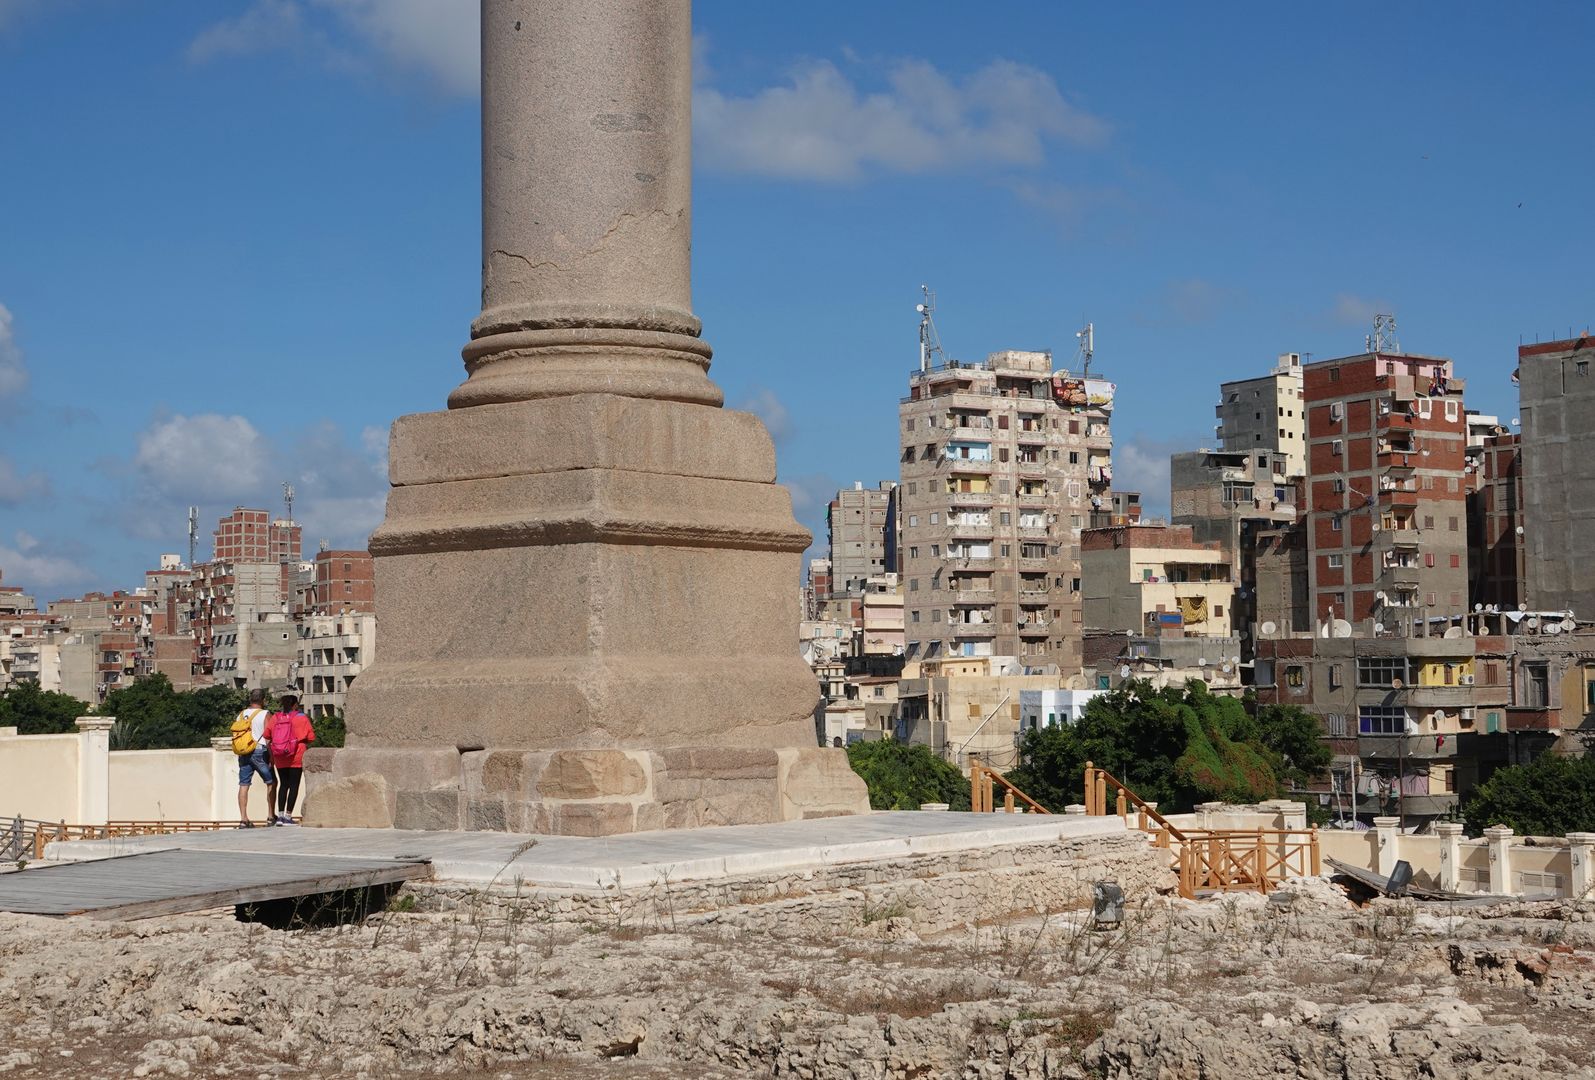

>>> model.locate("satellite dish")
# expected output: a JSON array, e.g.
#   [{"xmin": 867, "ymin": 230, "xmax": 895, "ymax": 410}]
[
  {"xmin": 1562, "ymin": 618, "xmax": 1578, "ymax": 633},
  {"xmin": 1391, "ymin": 677, "xmax": 1404, "ymax": 690},
  {"xmin": 1519, "ymin": 602, "xmax": 1529, "ymax": 612},
  {"xmin": 1260, "ymin": 620, "xmax": 1278, "ymax": 636},
  {"xmin": 1119, "ymin": 665, "xmax": 1131, "ymax": 679},
  {"xmin": 1443, "ymin": 626, "xmax": 1464, "ymax": 639},
  {"xmin": 1474, "ymin": 603, "xmax": 1484, "ymax": 612},
  {"xmin": 1198, "ymin": 658, "xmax": 1208, "ymax": 667},
  {"xmin": 1375, "ymin": 591, "xmax": 1388, "ymax": 604},
  {"xmin": 1515, "ymin": 526, "xmax": 1525, "ymax": 535},
  {"xmin": 1332, "ymin": 619, "xmax": 1354, "ymax": 638},
  {"xmin": 1373, "ymin": 622, "xmax": 1386, "ymax": 635},
  {"xmin": 1527, "ymin": 617, "xmax": 1540, "ymax": 630},
  {"xmin": 1545, "ymin": 622, "xmax": 1562, "ymax": 635},
  {"xmin": 1222, "ymin": 662, "xmax": 1233, "ymax": 673}
]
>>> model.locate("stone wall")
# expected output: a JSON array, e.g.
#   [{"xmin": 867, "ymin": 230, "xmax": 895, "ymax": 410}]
[{"xmin": 407, "ymin": 832, "xmax": 1169, "ymax": 938}]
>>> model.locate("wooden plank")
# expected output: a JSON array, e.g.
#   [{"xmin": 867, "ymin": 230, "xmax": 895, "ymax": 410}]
[{"xmin": 0, "ymin": 850, "xmax": 431, "ymax": 919}]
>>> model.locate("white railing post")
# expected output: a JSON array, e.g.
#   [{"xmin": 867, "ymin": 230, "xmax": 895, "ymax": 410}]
[
  {"xmin": 1373, "ymin": 815, "xmax": 1401, "ymax": 878},
  {"xmin": 210, "ymin": 737, "xmax": 237, "ymax": 821},
  {"xmin": 75, "ymin": 717, "xmax": 114, "ymax": 827},
  {"xmin": 1567, "ymin": 832, "xmax": 1595, "ymax": 901},
  {"xmin": 1435, "ymin": 821, "xmax": 1464, "ymax": 892},
  {"xmin": 1484, "ymin": 825, "xmax": 1514, "ymax": 895}
]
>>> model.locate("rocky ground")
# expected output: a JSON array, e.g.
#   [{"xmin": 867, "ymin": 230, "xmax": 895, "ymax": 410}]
[{"xmin": 4, "ymin": 874, "xmax": 1595, "ymax": 1079}]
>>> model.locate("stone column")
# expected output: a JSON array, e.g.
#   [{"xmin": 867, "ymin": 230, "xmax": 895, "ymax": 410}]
[
  {"xmin": 1373, "ymin": 815, "xmax": 1401, "ymax": 878},
  {"xmin": 75, "ymin": 717, "xmax": 113, "ymax": 827},
  {"xmin": 1567, "ymin": 832, "xmax": 1595, "ymax": 901},
  {"xmin": 1435, "ymin": 821, "xmax": 1464, "ymax": 892},
  {"xmin": 329, "ymin": 0, "xmax": 867, "ymax": 836},
  {"xmin": 1484, "ymin": 824, "xmax": 1514, "ymax": 895}
]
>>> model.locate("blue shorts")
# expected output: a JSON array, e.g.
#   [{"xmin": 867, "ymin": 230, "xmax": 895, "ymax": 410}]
[{"xmin": 238, "ymin": 750, "xmax": 275, "ymax": 786}]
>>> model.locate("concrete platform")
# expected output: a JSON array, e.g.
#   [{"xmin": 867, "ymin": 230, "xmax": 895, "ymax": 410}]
[{"xmin": 45, "ymin": 811, "xmax": 1128, "ymax": 891}]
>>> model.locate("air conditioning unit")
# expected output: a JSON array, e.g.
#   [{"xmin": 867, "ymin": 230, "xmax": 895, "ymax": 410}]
[{"xmin": 1460, "ymin": 674, "xmax": 1475, "ymax": 685}]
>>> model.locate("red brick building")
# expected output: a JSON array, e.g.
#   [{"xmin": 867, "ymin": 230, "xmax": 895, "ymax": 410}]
[
  {"xmin": 1468, "ymin": 432, "xmax": 1524, "ymax": 611},
  {"xmin": 313, "ymin": 550, "xmax": 374, "ymax": 614},
  {"xmin": 213, "ymin": 507, "xmax": 302, "ymax": 565},
  {"xmin": 1303, "ymin": 353, "xmax": 1469, "ymax": 629}
]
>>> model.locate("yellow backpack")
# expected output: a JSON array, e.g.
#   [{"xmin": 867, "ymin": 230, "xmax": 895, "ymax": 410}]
[{"xmin": 230, "ymin": 709, "xmax": 260, "ymax": 755}]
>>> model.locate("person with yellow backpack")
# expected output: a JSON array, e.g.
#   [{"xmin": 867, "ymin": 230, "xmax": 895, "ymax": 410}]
[{"xmin": 229, "ymin": 689, "xmax": 276, "ymax": 828}]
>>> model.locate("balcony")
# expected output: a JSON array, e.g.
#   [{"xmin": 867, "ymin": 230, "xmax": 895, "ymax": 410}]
[
  {"xmin": 947, "ymin": 491, "xmax": 993, "ymax": 507},
  {"xmin": 949, "ymin": 521, "xmax": 995, "ymax": 540},
  {"xmin": 1018, "ymin": 556, "xmax": 1050, "ymax": 571},
  {"xmin": 1357, "ymin": 734, "xmax": 1458, "ymax": 760},
  {"xmin": 1018, "ymin": 585, "xmax": 1051, "ymax": 600},
  {"xmin": 1018, "ymin": 621, "xmax": 1050, "ymax": 637},
  {"xmin": 1017, "ymin": 492, "xmax": 1049, "ymax": 505},
  {"xmin": 946, "ymin": 457, "xmax": 993, "ymax": 474},
  {"xmin": 952, "ymin": 621, "xmax": 998, "ymax": 638},
  {"xmin": 1017, "ymin": 526, "xmax": 1051, "ymax": 539},
  {"xmin": 950, "ymin": 589, "xmax": 997, "ymax": 605},
  {"xmin": 946, "ymin": 555, "xmax": 995, "ymax": 571},
  {"xmin": 1404, "ymin": 684, "xmax": 1480, "ymax": 709},
  {"xmin": 1379, "ymin": 488, "xmax": 1419, "ymax": 509},
  {"xmin": 1375, "ymin": 531, "xmax": 1421, "ymax": 552},
  {"xmin": 1380, "ymin": 564, "xmax": 1421, "ymax": 588}
]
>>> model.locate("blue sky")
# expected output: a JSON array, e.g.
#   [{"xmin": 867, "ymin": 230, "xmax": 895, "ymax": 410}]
[{"xmin": 2, "ymin": 1, "xmax": 1592, "ymax": 597}]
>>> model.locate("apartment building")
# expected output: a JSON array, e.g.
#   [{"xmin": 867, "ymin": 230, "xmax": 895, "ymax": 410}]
[
  {"xmin": 210, "ymin": 615, "xmax": 297, "ymax": 690},
  {"xmin": 1080, "ymin": 523, "xmax": 1235, "ymax": 638},
  {"xmin": 1468, "ymin": 431, "xmax": 1525, "ymax": 611},
  {"xmin": 826, "ymin": 482, "xmax": 898, "ymax": 593},
  {"xmin": 895, "ymin": 655, "xmax": 1078, "ymax": 769},
  {"xmin": 213, "ymin": 507, "xmax": 302, "ymax": 565},
  {"xmin": 1303, "ymin": 352, "xmax": 1469, "ymax": 629},
  {"xmin": 295, "ymin": 611, "xmax": 376, "ymax": 718},
  {"xmin": 1215, "ymin": 352, "xmax": 1307, "ymax": 478},
  {"xmin": 1083, "ymin": 630, "xmax": 1244, "ymax": 695},
  {"xmin": 1517, "ymin": 336, "xmax": 1595, "ymax": 618},
  {"xmin": 312, "ymin": 549, "xmax": 375, "ymax": 614},
  {"xmin": 898, "ymin": 349, "xmax": 1115, "ymax": 672}
]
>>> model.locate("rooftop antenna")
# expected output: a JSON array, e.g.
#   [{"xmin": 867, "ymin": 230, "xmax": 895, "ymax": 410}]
[
  {"xmin": 916, "ymin": 284, "xmax": 945, "ymax": 373},
  {"xmin": 1075, "ymin": 322, "xmax": 1095, "ymax": 378},
  {"xmin": 282, "ymin": 481, "xmax": 295, "ymax": 524},
  {"xmin": 186, "ymin": 506, "xmax": 198, "ymax": 569},
  {"xmin": 1366, "ymin": 313, "xmax": 1400, "ymax": 355}
]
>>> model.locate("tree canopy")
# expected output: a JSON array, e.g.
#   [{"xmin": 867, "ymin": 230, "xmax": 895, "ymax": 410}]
[
  {"xmin": 1003, "ymin": 679, "xmax": 1330, "ymax": 814},
  {"xmin": 1463, "ymin": 753, "xmax": 1595, "ymax": 837},
  {"xmin": 845, "ymin": 739, "xmax": 971, "ymax": 811},
  {"xmin": 0, "ymin": 681, "xmax": 90, "ymax": 735}
]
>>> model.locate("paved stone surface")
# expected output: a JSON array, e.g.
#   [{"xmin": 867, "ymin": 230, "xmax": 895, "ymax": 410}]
[{"xmin": 45, "ymin": 811, "xmax": 1127, "ymax": 889}]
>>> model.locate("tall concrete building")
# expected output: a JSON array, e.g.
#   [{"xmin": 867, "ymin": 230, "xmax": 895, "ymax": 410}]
[
  {"xmin": 312, "ymin": 549, "xmax": 375, "ymax": 614},
  {"xmin": 1468, "ymin": 431, "xmax": 1525, "ymax": 612},
  {"xmin": 1303, "ymin": 352, "xmax": 1469, "ymax": 629},
  {"xmin": 898, "ymin": 349, "xmax": 1114, "ymax": 672},
  {"xmin": 1517, "ymin": 336, "xmax": 1595, "ymax": 618},
  {"xmin": 825, "ymin": 481, "xmax": 897, "ymax": 594},
  {"xmin": 1215, "ymin": 352, "xmax": 1307, "ymax": 479}
]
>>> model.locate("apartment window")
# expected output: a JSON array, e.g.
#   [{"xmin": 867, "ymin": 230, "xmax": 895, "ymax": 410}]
[
  {"xmin": 931, "ymin": 544, "xmax": 940, "ymax": 557},
  {"xmin": 1069, "ymin": 451, "xmax": 1080, "ymax": 464},
  {"xmin": 1448, "ymin": 517, "xmax": 1458, "ymax": 532},
  {"xmin": 1285, "ymin": 665, "xmax": 1306, "ymax": 688},
  {"xmin": 998, "ymin": 448, "xmax": 1010, "ymax": 462},
  {"xmin": 1071, "ymin": 514, "xmax": 1082, "ymax": 527},
  {"xmin": 1417, "ymin": 398, "xmax": 1432, "ymax": 418},
  {"xmin": 1329, "ymin": 403, "xmax": 1343, "ymax": 422},
  {"xmin": 927, "ymin": 416, "xmax": 938, "ymax": 427},
  {"xmin": 910, "ymin": 579, "xmax": 919, "ymax": 592},
  {"xmin": 1257, "ymin": 455, "xmax": 1267, "ymax": 468},
  {"xmin": 911, "ymin": 610, "xmax": 920, "ymax": 622},
  {"xmin": 1327, "ymin": 554, "xmax": 1344, "ymax": 569},
  {"xmin": 1069, "ymin": 420, "xmax": 1080, "ymax": 435},
  {"xmin": 1000, "ymin": 544, "xmax": 1011, "ymax": 557},
  {"xmin": 1329, "ymin": 368, "xmax": 1340, "ymax": 382},
  {"xmin": 1331, "ymin": 517, "xmax": 1342, "ymax": 532},
  {"xmin": 1255, "ymin": 411, "xmax": 1262, "ymax": 420},
  {"xmin": 1328, "ymin": 663, "xmax": 1344, "ymax": 689},
  {"xmin": 908, "ymin": 546, "xmax": 919, "ymax": 560},
  {"xmin": 909, "ymin": 515, "xmax": 918, "ymax": 527},
  {"xmin": 905, "ymin": 418, "xmax": 915, "ymax": 431},
  {"xmin": 1357, "ymin": 656, "xmax": 1406, "ymax": 687},
  {"xmin": 1227, "ymin": 392, "xmax": 1239, "ymax": 403},
  {"xmin": 932, "ymin": 610, "xmax": 942, "ymax": 622},
  {"xmin": 1359, "ymin": 705, "xmax": 1406, "ymax": 735},
  {"xmin": 1070, "ymin": 578, "xmax": 1080, "ymax": 593},
  {"xmin": 1520, "ymin": 662, "xmax": 1550, "ymax": 708},
  {"xmin": 929, "ymin": 512, "xmax": 939, "ymax": 524},
  {"xmin": 1450, "ymin": 554, "xmax": 1460, "ymax": 568},
  {"xmin": 999, "ymin": 512, "xmax": 1011, "ymax": 525},
  {"xmin": 1332, "ymin": 478, "xmax": 1345, "ymax": 493},
  {"xmin": 1445, "ymin": 400, "xmax": 1459, "ymax": 422},
  {"xmin": 905, "ymin": 482, "xmax": 916, "ymax": 495},
  {"xmin": 1331, "ymin": 439, "xmax": 1343, "ymax": 456},
  {"xmin": 1424, "ymin": 515, "xmax": 1434, "ymax": 530},
  {"xmin": 998, "ymin": 414, "xmax": 1009, "ymax": 430},
  {"xmin": 1578, "ymin": 360, "xmax": 1590, "ymax": 377}
]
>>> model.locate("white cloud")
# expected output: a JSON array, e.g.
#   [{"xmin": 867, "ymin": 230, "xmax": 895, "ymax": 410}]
[
  {"xmin": 133, "ymin": 413, "xmax": 274, "ymax": 500},
  {"xmin": 1133, "ymin": 278, "xmax": 1243, "ymax": 328},
  {"xmin": 0, "ymin": 456, "xmax": 48, "ymax": 505},
  {"xmin": 695, "ymin": 57, "xmax": 1105, "ymax": 182},
  {"xmin": 1330, "ymin": 293, "xmax": 1394, "ymax": 328},
  {"xmin": 0, "ymin": 531, "xmax": 91, "ymax": 590},
  {"xmin": 187, "ymin": 0, "xmax": 477, "ymax": 95},
  {"xmin": 735, "ymin": 387, "xmax": 794, "ymax": 443},
  {"xmin": 0, "ymin": 302, "xmax": 28, "ymax": 400},
  {"xmin": 1110, "ymin": 433, "xmax": 1200, "ymax": 519}
]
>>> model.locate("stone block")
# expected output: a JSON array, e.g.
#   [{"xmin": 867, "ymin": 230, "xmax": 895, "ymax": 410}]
[
  {"xmin": 466, "ymin": 797, "xmax": 509, "ymax": 832},
  {"xmin": 553, "ymin": 802, "xmax": 637, "ymax": 837},
  {"xmin": 302, "ymin": 747, "xmax": 337, "ymax": 774},
  {"xmin": 478, "ymin": 750, "xmax": 540, "ymax": 795},
  {"xmin": 301, "ymin": 773, "xmax": 394, "ymax": 829},
  {"xmin": 659, "ymin": 747, "xmax": 779, "ymax": 780},
  {"xmin": 395, "ymin": 790, "xmax": 463, "ymax": 831},
  {"xmin": 777, "ymin": 748, "xmax": 871, "ymax": 821},
  {"xmin": 334, "ymin": 747, "xmax": 461, "ymax": 791},
  {"xmin": 537, "ymin": 750, "xmax": 648, "ymax": 800}
]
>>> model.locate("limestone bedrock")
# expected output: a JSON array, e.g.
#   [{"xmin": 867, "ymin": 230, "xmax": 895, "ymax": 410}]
[{"xmin": 331, "ymin": 0, "xmax": 868, "ymax": 834}]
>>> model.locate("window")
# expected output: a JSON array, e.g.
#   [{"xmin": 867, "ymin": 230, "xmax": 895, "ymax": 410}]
[
  {"xmin": 1445, "ymin": 400, "xmax": 1459, "ymax": 422},
  {"xmin": 1329, "ymin": 403, "xmax": 1343, "ymax": 422},
  {"xmin": 1331, "ymin": 516, "xmax": 1342, "ymax": 532},
  {"xmin": 1332, "ymin": 478, "xmax": 1345, "ymax": 493},
  {"xmin": 997, "ymin": 414, "xmax": 1009, "ymax": 430},
  {"xmin": 908, "ymin": 515, "xmax": 918, "ymax": 527},
  {"xmin": 1357, "ymin": 656, "xmax": 1406, "ymax": 687},
  {"xmin": 1578, "ymin": 360, "xmax": 1590, "ymax": 377},
  {"xmin": 1359, "ymin": 705, "xmax": 1406, "ymax": 735},
  {"xmin": 929, "ymin": 512, "xmax": 939, "ymax": 524},
  {"xmin": 908, "ymin": 546, "xmax": 919, "ymax": 559},
  {"xmin": 1000, "ymin": 544, "xmax": 1010, "ymax": 557},
  {"xmin": 999, "ymin": 512, "xmax": 1011, "ymax": 525},
  {"xmin": 905, "ymin": 482, "xmax": 916, "ymax": 495},
  {"xmin": 909, "ymin": 579, "xmax": 919, "ymax": 592},
  {"xmin": 1329, "ymin": 663, "xmax": 1344, "ymax": 689},
  {"xmin": 1286, "ymin": 665, "xmax": 1306, "ymax": 688},
  {"xmin": 1450, "ymin": 554, "xmax": 1460, "ymax": 568},
  {"xmin": 1520, "ymin": 662, "xmax": 1549, "ymax": 708},
  {"xmin": 905, "ymin": 418, "xmax": 915, "ymax": 431},
  {"xmin": 1448, "ymin": 517, "xmax": 1459, "ymax": 532},
  {"xmin": 931, "ymin": 610, "xmax": 941, "ymax": 622},
  {"xmin": 1417, "ymin": 398, "xmax": 1432, "ymax": 418},
  {"xmin": 1327, "ymin": 554, "xmax": 1344, "ymax": 569},
  {"xmin": 1068, "ymin": 451, "xmax": 1080, "ymax": 464},
  {"xmin": 1332, "ymin": 439, "xmax": 1343, "ymax": 456},
  {"xmin": 931, "ymin": 544, "xmax": 940, "ymax": 557},
  {"xmin": 910, "ymin": 610, "xmax": 920, "ymax": 623}
]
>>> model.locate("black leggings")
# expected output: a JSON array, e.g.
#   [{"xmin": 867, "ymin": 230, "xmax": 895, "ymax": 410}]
[{"xmin": 277, "ymin": 767, "xmax": 304, "ymax": 815}]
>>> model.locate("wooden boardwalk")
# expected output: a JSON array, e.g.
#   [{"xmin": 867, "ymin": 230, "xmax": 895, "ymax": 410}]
[{"xmin": 0, "ymin": 850, "xmax": 431, "ymax": 919}]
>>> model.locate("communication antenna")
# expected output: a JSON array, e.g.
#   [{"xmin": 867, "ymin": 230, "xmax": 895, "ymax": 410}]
[
  {"xmin": 186, "ymin": 506, "xmax": 198, "ymax": 568},
  {"xmin": 282, "ymin": 481, "xmax": 295, "ymax": 524},
  {"xmin": 1075, "ymin": 322, "xmax": 1095, "ymax": 378},
  {"xmin": 916, "ymin": 285, "xmax": 945, "ymax": 373},
  {"xmin": 318, "ymin": 539, "xmax": 330, "ymax": 553},
  {"xmin": 1365, "ymin": 313, "xmax": 1400, "ymax": 355}
]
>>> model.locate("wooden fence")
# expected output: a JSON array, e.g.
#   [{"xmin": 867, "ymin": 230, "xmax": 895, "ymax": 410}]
[{"xmin": 2, "ymin": 816, "xmax": 244, "ymax": 862}]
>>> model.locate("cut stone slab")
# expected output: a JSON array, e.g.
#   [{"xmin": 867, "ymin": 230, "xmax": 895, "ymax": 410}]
[{"xmin": 45, "ymin": 811, "xmax": 1132, "ymax": 891}]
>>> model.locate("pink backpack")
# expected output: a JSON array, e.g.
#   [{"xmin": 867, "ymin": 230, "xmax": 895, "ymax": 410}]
[{"xmin": 268, "ymin": 712, "xmax": 298, "ymax": 758}]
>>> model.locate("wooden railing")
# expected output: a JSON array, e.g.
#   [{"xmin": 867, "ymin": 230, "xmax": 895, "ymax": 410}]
[
  {"xmin": 968, "ymin": 757, "xmax": 1051, "ymax": 814},
  {"xmin": 3, "ymin": 817, "xmax": 245, "ymax": 862}
]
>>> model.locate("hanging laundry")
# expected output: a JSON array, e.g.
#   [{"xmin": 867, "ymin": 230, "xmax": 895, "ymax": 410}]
[{"xmin": 1177, "ymin": 596, "xmax": 1209, "ymax": 624}]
